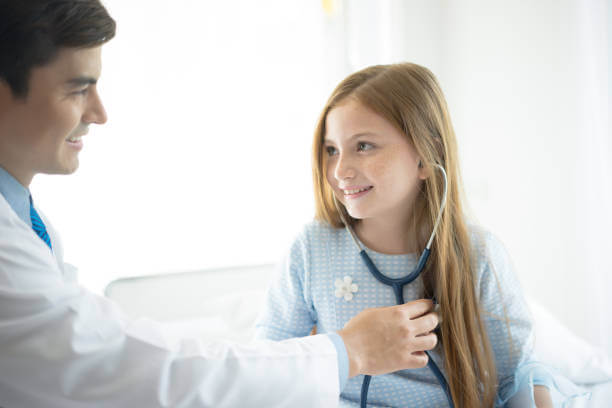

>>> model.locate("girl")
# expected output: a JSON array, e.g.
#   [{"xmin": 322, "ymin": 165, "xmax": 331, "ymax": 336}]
[{"xmin": 255, "ymin": 63, "xmax": 582, "ymax": 407}]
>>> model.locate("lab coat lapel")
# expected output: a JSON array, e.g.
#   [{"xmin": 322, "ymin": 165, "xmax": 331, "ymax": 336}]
[{"xmin": 0, "ymin": 194, "xmax": 66, "ymax": 280}]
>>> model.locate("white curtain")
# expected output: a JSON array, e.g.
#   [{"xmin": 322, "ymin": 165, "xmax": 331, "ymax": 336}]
[{"xmin": 343, "ymin": 0, "xmax": 611, "ymax": 353}]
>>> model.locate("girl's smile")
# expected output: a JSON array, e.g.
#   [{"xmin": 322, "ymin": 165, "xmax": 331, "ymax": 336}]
[{"xmin": 340, "ymin": 185, "xmax": 373, "ymax": 199}]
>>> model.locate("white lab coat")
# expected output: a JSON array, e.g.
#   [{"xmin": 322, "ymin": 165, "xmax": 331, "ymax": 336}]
[{"xmin": 0, "ymin": 195, "xmax": 340, "ymax": 407}]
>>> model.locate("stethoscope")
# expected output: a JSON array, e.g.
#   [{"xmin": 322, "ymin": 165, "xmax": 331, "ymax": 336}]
[{"xmin": 334, "ymin": 164, "xmax": 454, "ymax": 408}]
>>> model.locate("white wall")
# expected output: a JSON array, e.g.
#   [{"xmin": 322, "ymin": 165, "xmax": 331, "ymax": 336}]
[
  {"xmin": 30, "ymin": 0, "xmax": 611, "ymax": 351},
  {"xmin": 32, "ymin": 0, "xmax": 350, "ymax": 293},
  {"xmin": 442, "ymin": 0, "xmax": 608, "ymax": 349}
]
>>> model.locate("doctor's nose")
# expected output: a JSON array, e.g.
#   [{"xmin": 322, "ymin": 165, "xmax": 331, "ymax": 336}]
[{"xmin": 82, "ymin": 88, "xmax": 108, "ymax": 125}]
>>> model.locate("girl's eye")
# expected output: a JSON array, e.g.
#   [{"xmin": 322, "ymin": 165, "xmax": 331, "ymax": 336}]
[
  {"xmin": 326, "ymin": 146, "xmax": 338, "ymax": 156},
  {"xmin": 357, "ymin": 142, "xmax": 374, "ymax": 151}
]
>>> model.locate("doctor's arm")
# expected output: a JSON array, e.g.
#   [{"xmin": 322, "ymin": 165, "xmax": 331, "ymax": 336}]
[{"xmin": 0, "ymin": 212, "xmax": 439, "ymax": 408}]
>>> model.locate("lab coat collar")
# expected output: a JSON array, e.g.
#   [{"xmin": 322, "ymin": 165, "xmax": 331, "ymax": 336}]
[{"xmin": 0, "ymin": 165, "xmax": 30, "ymax": 227}]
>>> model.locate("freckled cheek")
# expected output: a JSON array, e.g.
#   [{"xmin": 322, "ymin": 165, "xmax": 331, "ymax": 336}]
[
  {"xmin": 366, "ymin": 157, "xmax": 392, "ymax": 187},
  {"xmin": 369, "ymin": 161, "xmax": 388, "ymax": 176}
]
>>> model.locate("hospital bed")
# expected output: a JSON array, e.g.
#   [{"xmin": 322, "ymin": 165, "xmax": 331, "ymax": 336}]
[{"xmin": 105, "ymin": 264, "xmax": 612, "ymax": 406}]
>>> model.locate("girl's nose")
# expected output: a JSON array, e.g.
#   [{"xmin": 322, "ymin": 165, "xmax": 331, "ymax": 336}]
[{"xmin": 334, "ymin": 153, "xmax": 356, "ymax": 181}]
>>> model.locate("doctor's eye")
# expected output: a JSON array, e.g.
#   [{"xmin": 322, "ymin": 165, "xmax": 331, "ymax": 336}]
[
  {"xmin": 71, "ymin": 88, "xmax": 89, "ymax": 97},
  {"xmin": 325, "ymin": 146, "xmax": 338, "ymax": 156}
]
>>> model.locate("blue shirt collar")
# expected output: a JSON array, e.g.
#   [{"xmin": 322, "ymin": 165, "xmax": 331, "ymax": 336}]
[{"xmin": 0, "ymin": 166, "xmax": 31, "ymax": 227}]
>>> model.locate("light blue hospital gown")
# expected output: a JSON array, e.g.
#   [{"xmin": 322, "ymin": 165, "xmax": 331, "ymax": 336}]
[{"xmin": 255, "ymin": 220, "xmax": 585, "ymax": 407}]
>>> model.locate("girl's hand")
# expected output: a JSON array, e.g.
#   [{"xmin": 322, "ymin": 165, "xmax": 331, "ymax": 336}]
[
  {"xmin": 337, "ymin": 299, "xmax": 439, "ymax": 377},
  {"xmin": 534, "ymin": 385, "xmax": 553, "ymax": 408}
]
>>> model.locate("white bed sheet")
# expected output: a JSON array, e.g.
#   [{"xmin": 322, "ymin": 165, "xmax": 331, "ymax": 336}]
[
  {"xmin": 571, "ymin": 381, "xmax": 612, "ymax": 407},
  {"xmin": 106, "ymin": 265, "xmax": 612, "ymax": 407}
]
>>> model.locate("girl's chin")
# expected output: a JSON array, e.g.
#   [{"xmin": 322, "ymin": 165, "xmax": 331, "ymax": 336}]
[{"xmin": 345, "ymin": 209, "xmax": 368, "ymax": 220}]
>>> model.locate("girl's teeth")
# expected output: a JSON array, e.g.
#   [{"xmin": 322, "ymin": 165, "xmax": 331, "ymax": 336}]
[
  {"xmin": 68, "ymin": 137, "xmax": 80, "ymax": 142},
  {"xmin": 344, "ymin": 187, "xmax": 370, "ymax": 194}
]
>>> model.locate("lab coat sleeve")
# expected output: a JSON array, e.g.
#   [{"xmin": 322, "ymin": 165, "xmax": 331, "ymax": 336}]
[{"xmin": 0, "ymin": 205, "xmax": 340, "ymax": 408}]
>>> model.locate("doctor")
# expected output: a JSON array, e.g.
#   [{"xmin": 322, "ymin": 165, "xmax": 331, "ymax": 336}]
[{"xmin": 0, "ymin": 1, "xmax": 440, "ymax": 407}]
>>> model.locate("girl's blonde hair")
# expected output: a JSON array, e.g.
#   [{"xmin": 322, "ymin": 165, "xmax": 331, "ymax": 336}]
[{"xmin": 312, "ymin": 63, "xmax": 497, "ymax": 407}]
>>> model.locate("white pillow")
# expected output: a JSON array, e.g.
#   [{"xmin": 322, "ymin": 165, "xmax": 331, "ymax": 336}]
[{"xmin": 529, "ymin": 297, "xmax": 612, "ymax": 384}]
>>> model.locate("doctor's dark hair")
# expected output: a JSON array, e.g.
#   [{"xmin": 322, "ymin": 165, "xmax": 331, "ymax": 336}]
[
  {"xmin": 312, "ymin": 63, "xmax": 499, "ymax": 408},
  {"xmin": 0, "ymin": 0, "xmax": 116, "ymax": 98}
]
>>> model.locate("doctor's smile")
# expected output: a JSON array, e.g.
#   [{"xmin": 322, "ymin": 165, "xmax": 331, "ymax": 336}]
[{"xmin": 65, "ymin": 131, "xmax": 87, "ymax": 151}]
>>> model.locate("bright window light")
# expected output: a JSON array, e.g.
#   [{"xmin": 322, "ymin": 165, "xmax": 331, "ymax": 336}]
[{"xmin": 33, "ymin": 0, "xmax": 348, "ymax": 294}]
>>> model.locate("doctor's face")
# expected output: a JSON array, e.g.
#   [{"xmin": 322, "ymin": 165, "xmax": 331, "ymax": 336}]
[{"xmin": 0, "ymin": 46, "xmax": 107, "ymax": 186}]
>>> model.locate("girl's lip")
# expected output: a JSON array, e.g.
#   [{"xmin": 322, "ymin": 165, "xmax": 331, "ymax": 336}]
[
  {"xmin": 342, "ymin": 186, "xmax": 373, "ymax": 199},
  {"xmin": 339, "ymin": 185, "xmax": 372, "ymax": 191}
]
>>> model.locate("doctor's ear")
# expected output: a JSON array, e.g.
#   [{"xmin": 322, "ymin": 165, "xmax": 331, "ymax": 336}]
[
  {"xmin": 0, "ymin": 80, "xmax": 11, "ymax": 105},
  {"xmin": 0, "ymin": 79, "xmax": 20, "ymax": 107}
]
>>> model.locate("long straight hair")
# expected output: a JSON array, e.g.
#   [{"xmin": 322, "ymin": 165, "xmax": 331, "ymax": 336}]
[{"xmin": 312, "ymin": 63, "xmax": 497, "ymax": 407}]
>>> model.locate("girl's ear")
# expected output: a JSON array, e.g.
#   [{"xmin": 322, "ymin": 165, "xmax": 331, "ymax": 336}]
[{"xmin": 417, "ymin": 160, "xmax": 429, "ymax": 180}]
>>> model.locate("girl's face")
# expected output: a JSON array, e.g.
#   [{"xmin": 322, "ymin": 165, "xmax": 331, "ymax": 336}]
[{"xmin": 324, "ymin": 99, "xmax": 425, "ymax": 225}]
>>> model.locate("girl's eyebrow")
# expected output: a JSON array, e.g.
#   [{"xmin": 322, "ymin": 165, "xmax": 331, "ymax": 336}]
[{"xmin": 324, "ymin": 132, "xmax": 379, "ymax": 144}]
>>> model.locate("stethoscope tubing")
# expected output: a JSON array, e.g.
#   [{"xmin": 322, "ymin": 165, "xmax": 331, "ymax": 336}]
[
  {"xmin": 358, "ymin": 250, "xmax": 454, "ymax": 408},
  {"xmin": 333, "ymin": 164, "xmax": 454, "ymax": 407}
]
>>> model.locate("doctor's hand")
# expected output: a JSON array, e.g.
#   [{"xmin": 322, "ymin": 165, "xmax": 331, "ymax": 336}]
[{"xmin": 337, "ymin": 299, "xmax": 439, "ymax": 378}]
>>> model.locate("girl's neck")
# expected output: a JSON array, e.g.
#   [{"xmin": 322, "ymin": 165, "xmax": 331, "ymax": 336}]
[{"xmin": 354, "ymin": 216, "xmax": 418, "ymax": 255}]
